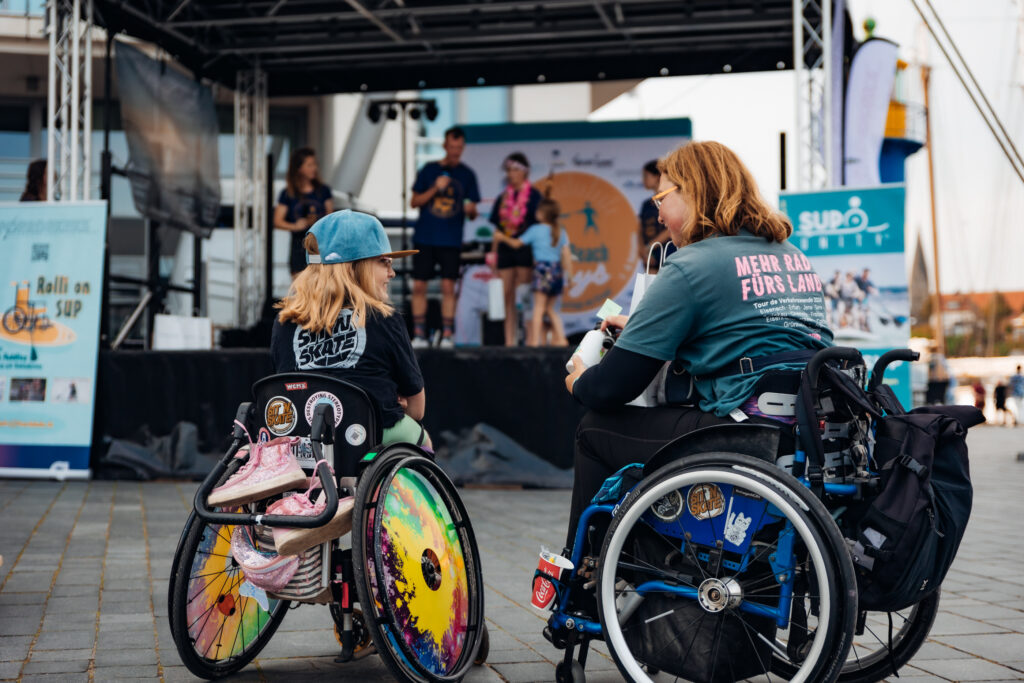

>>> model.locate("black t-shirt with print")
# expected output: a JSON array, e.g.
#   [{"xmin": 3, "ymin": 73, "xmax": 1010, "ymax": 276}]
[{"xmin": 271, "ymin": 309, "xmax": 423, "ymax": 428}]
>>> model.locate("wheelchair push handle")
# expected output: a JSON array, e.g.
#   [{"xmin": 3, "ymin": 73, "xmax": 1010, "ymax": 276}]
[
  {"xmin": 805, "ymin": 346, "xmax": 863, "ymax": 390},
  {"xmin": 194, "ymin": 458, "xmax": 340, "ymax": 528},
  {"xmin": 193, "ymin": 402, "xmax": 340, "ymax": 527},
  {"xmin": 868, "ymin": 349, "xmax": 920, "ymax": 391}
]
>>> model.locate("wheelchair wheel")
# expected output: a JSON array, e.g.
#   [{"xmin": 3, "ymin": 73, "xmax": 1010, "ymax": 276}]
[
  {"xmin": 839, "ymin": 590, "xmax": 940, "ymax": 683},
  {"xmin": 169, "ymin": 512, "xmax": 289, "ymax": 679},
  {"xmin": 352, "ymin": 447, "xmax": 485, "ymax": 682},
  {"xmin": 597, "ymin": 452, "xmax": 856, "ymax": 683},
  {"xmin": 2, "ymin": 307, "xmax": 26, "ymax": 334}
]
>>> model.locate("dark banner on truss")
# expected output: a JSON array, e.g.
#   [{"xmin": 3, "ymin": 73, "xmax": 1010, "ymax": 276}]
[{"xmin": 116, "ymin": 42, "xmax": 220, "ymax": 237}]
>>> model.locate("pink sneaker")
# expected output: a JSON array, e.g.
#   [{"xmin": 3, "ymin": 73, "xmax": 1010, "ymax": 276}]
[
  {"xmin": 268, "ymin": 475, "xmax": 354, "ymax": 556},
  {"xmin": 208, "ymin": 428, "xmax": 307, "ymax": 507}
]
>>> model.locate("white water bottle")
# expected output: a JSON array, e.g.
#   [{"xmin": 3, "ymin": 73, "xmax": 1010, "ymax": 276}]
[
  {"xmin": 487, "ymin": 277, "xmax": 505, "ymax": 321},
  {"xmin": 566, "ymin": 329, "xmax": 612, "ymax": 373}
]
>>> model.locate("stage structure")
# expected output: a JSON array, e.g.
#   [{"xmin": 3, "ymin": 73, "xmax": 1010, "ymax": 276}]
[
  {"xmin": 233, "ymin": 68, "xmax": 269, "ymax": 329},
  {"xmin": 792, "ymin": 0, "xmax": 837, "ymax": 190},
  {"xmin": 46, "ymin": 0, "xmax": 93, "ymax": 202}
]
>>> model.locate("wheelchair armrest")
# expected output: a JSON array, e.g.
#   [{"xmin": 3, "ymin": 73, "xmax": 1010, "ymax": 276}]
[{"xmin": 193, "ymin": 459, "xmax": 340, "ymax": 528}]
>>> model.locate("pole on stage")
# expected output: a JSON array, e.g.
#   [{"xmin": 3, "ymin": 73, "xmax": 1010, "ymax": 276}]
[
  {"xmin": 263, "ymin": 151, "xmax": 274, "ymax": 316},
  {"xmin": 146, "ymin": 219, "xmax": 161, "ymax": 349},
  {"xmin": 100, "ymin": 30, "xmax": 113, "ymax": 347},
  {"xmin": 779, "ymin": 131, "xmax": 787, "ymax": 191},
  {"xmin": 400, "ymin": 108, "xmax": 409, "ymax": 307},
  {"xmin": 192, "ymin": 232, "xmax": 202, "ymax": 316}
]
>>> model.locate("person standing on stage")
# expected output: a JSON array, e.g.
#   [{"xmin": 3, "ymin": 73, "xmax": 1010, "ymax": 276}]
[
  {"xmin": 20, "ymin": 159, "xmax": 46, "ymax": 201},
  {"xmin": 636, "ymin": 159, "xmax": 672, "ymax": 271},
  {"xmin": 410, "ymin": 126, "xmax": 481, "ymax": 349},
  {"xmin": 490, "ymin": 152, "xmax": 543, "ymax": 346},
  {"xmin": 274, "ymin": 148, "xmax": 335, "ymax": 279}
]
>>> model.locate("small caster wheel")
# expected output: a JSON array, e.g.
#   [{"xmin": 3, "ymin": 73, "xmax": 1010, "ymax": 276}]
[
  {"xmin": 474, "ymin": 623, "xmax": 489, "ymax": 665},
  {"xmin": 555, "ymin": 660, "xmax": 585, "ymax": 683}
]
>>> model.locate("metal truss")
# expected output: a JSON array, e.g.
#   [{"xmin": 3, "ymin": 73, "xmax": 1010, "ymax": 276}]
[
  {"xmin": 233, "ymin": 67, "xmax": 268, "ymax": 329},
  {"xmin": 792, "ymin": 0, "xmax": 833, "ymax": 190},
  {"xmin": 89, "ymin": 0, "xmax": 794, "ymax": 95},
  {"xmin": 46, "ymin": 0, "xmax": 93, "ymax": 201}
]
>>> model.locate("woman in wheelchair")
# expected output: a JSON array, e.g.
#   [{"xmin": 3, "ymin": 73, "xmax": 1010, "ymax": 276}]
[
  {"xmin": 271, "ymin": 209, "xmax": 432, "ymax": 448},
  {"xmin": 563, "ymin": 140, "xmax": 833, "ymax": 550}
]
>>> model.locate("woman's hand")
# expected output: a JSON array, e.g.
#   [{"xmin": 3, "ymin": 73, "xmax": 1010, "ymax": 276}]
[
  {"xmin": 565, "ymin": 355, "xmax": 585, "ymax": 395},
  {"xmin": 600, "ymin": 314, "xmax": 629, "ymax": 334}
]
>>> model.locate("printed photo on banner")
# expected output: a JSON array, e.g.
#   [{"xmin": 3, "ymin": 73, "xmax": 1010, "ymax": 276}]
[
  {"xmin": 9, "ymin": 377, "xmax": 46, "ymax": 402},
  {"xmin": 815, "ymin": 253, "xmax": 909, "ymax": 348},
  {"xmin": 51, "ymin": 378, "xmax": 92, "ymax": 403}
]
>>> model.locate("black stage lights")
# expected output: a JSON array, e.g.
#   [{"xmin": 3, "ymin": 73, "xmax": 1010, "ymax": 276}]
[{"xmin": 365, "ymin": 98, "xmax": 439, "ymax": 124}]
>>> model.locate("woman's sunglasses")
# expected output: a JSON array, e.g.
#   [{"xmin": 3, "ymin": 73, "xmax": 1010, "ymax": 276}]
[
  {"xmin": 378, "ymin": 257, "xmax": 394, "ymax": 269},
  {"xmin": 652, "ymin": 185, "xmax": 680, "ymax": 209}
]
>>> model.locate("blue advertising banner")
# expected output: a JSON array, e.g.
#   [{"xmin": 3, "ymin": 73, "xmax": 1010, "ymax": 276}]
[
  {"xmin": 780, "ymin": 185, "xmax": 912, "ymax": 407},
  {"xmin": 0, "ymin": 201, "xmax": 107, "ymax": 479}
]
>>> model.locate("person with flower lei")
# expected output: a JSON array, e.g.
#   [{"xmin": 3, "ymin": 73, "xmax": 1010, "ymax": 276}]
[{"xmin": 488, "ymin": 152, "xmax": 543, "ymax": 346}]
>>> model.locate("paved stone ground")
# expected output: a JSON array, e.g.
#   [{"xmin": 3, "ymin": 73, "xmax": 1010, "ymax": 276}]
[{"xmin": 1, "ymin": 426, "xmax": 1022, "ymax": 682}]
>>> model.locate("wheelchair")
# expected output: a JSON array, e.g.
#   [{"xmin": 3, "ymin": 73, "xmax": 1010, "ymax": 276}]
[
  {"xmin": 542, "ymin": 347, "xmax": 943, "ymax": 683},
  {"xmin": 166, "ymin": 373, "xmax": 488, "ymax": 682}
]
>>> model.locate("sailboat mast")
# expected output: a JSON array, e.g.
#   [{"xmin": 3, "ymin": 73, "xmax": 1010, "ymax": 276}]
[{"xmin": 921, "ymin": 64, "xmax": 945, "ymax": 353}]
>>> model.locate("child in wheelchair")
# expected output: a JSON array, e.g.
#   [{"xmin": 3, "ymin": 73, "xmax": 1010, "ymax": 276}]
[
  {"xmin": 208, "ymin": 209, "xmax": 429, "ymax": 561},
  {"xmin": 168, "ymin": 210, "xmax": 488, "ymax": 683},
  {"xmin": 271, "ymin": 208, "xmax": 429, "ymax": 449}
]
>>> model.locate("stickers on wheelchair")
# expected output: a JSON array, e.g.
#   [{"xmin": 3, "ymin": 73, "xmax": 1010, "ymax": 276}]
[{"xmin": 642, "ymin": 482, "xmax": 775, "ymax": 556}]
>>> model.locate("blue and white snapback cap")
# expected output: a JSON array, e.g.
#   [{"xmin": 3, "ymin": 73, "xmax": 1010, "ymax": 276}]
[{"xmin": 306, "ymin": 210, "xmax": 417, "ymax": 265}]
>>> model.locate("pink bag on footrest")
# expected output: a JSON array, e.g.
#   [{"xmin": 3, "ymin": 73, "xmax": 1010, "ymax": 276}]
[{"xmin": 230, "ymin": 525, "xmax": 299, "ymax": 592}]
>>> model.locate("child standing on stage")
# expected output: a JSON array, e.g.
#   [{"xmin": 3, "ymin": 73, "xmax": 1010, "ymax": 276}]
[{"xmin": 492, "ymin": 198, "xmax": 572, "ymax": 347}]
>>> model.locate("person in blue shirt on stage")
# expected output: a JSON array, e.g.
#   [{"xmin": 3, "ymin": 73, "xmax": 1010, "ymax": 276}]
[
  {"xmin": 492, "ymin": 198, "xmax": 572, "ymax": 347},
  {"xmin": 410, "ymin": 126, "xmax": 481, "ymax": 349},
  {"xmin": 563, "ymin": 141, "xmax": 833, "ymax": 547},
  {"xmin": 274, "ymin": 148, "xmax": 334, "ymax": 278}
]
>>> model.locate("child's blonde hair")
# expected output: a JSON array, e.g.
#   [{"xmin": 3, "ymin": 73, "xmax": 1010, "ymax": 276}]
[{"xmin": 276, "ymin": 234, "xmax": 392, "ymax": 332}]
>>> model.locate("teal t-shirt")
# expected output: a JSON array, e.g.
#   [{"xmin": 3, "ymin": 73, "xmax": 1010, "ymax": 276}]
[
  {"xmin": 520, "ymin": 223, "xmax": 568, "ymax": 263},
  {"xmin": 616, "ymin": 231, "xmax": 834, "ymax": 416}
]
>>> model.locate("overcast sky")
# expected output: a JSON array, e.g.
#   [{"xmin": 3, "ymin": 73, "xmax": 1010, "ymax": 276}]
[{"xmin": 593, "ymin": 0, "xmax": 1024, "ymax": 295}]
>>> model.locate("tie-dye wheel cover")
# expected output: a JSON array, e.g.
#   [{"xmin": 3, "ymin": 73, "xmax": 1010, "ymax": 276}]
[
  {"xmin": 184, "ymin": 520, "xmax": 280, "ymax": 662},
  {"xmin": 375, "ymin": 466, "xmax": 470, "ymax": 676}
]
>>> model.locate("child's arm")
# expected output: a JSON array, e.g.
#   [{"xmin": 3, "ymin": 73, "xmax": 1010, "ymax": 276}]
[
  {"xmin": 400, "ymin": 389, "xmax": 426, "ymax": 421},
  {"xmin": 560, "ymin": 242, "xmax": 574, "ymax": 279},
  {"xmin": 492, "ymin": 230, "xmax": 524, "ymax": 249}
]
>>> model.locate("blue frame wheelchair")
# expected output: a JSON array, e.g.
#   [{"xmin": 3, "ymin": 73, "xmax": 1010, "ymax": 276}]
[
  {"xmin": 166, "ymin": 373, "xmax": 488, "ymax": 682},
  {"xmin": 542, "ymin": 347, "xmax": 942, "ymax": 683}
]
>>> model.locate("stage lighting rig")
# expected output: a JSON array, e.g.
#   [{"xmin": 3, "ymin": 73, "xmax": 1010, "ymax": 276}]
[
  {"xmin": 362, "ymin": 97, "xmax": 440, "ymax": 305},
  {"xmin": 364, "ymin": 98, "xmax": 438, "ymax": 125}
]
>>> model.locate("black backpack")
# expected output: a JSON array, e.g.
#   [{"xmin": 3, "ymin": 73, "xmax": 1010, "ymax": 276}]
[
  {"xmin": 849, "ymin": 405, "xmax": 982, "ymax": 611},
  {"xmin": 796, "ymin": 365, "xmax": 983, "ymax": 612}
]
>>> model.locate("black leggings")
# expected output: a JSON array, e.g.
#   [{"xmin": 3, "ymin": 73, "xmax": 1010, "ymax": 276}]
[{"xmin": 566, "ymin": 406, "xmax": 734, "ymax": 549}]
